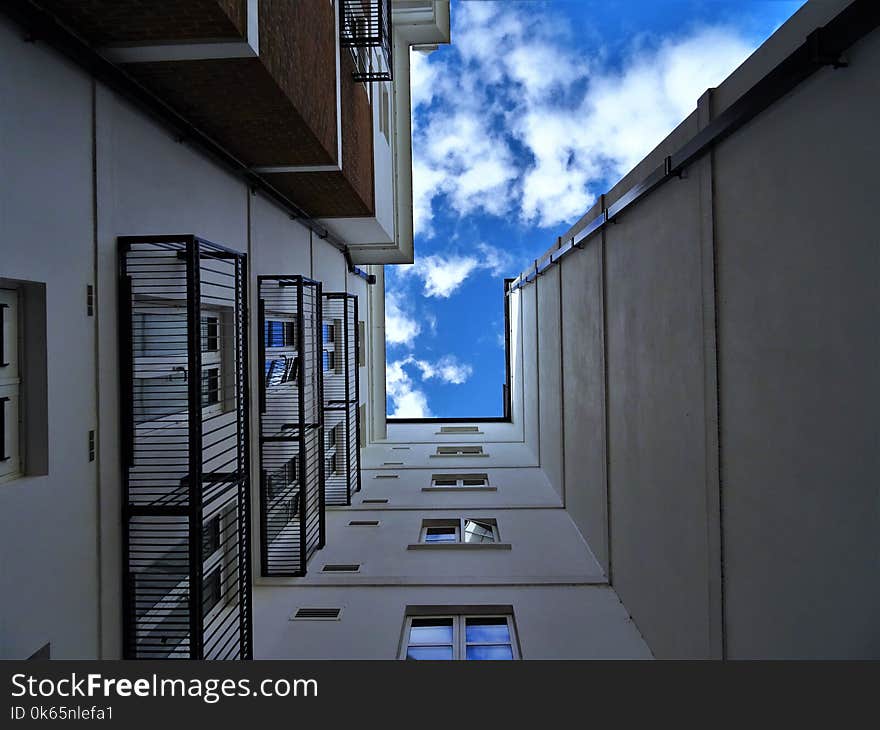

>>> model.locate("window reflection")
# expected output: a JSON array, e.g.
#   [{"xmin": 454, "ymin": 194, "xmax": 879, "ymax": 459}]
[
  {"xmin": 463, "ymin": 519, "xmax": 496, "ymax": 544},
  {"xmin": 409, "ymin": 618, "xmax": 454, "ymax": 644}
]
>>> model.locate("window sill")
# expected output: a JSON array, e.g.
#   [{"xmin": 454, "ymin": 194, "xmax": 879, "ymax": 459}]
[
  {"xmin": 407, "ymin": 542, "xmax": 511, "ymax": 551},
  {"xmin": 421, "ymin": 486, "xmax": 497, "ymax": 492}
]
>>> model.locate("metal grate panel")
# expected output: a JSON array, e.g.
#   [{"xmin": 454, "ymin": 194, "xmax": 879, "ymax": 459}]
[
  {"xmin": 321, "ymin": 293, "xmax": 361, "ymax": 506},
  {"xmin": 119, "ymin": 235, "xmax": 252, "ymax": 660},
  {"xmin": 339, "ymin": 0, "xmax": 392, "ymax": 82},
  {"xmin": 258, "ymin": 276, "xmax": 325, "ymax": 577}
]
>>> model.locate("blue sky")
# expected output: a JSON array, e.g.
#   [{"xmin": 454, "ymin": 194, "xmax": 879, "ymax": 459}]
[{"xmin": 385, "ymin": 0, "xmax": 805, "ymax": 418}]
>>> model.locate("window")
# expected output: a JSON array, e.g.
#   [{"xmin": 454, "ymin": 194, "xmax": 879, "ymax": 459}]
[
  {"xmin": 323, "ymin": 322, "xmax": 335, "ymax": 343},
  {"xmin": 322, "ymin": 350, "xmax": 336, "ymax": 372},
  {"xmin": 201, "ymin": 315, "xmax": 219, "ymax": 353},
  {"xmin": 379, "ymin": 83, "xmax": 391, "ymax": 144},
  {"xmin": 433, "ymin": 445, "xmax": 485, "ymax": 457},
  {"xmin": 326, "ymin": 453, "xmax": 337, "ymax": 475},
  {"xmin": 199, "ymin": 312, "xmax": 225, "ymax": 415},
  {"xmin": 428, "ymin": 473, "xmax": 490, "ymax": 489},
  {"xmin": 266, "ymin": 457, "xmax": 297, "ymax": 501},
  {"xmin": 423, "ymin": 523, "xmax": 458, "ymax": 544},
  {"xmin": 419, "ymin": 518, "xmax": 500, "ymax": 545},
  {"xmin": 0, "ymin": 288, "xmax": 21, "ymax": 481},
  {"xmin": 265, "ymin": 318, "xmax": 296, "ymax": 349},
  {"xmin": 132, "ymin": 306, "xmax": 230, "ymax": 425},
  {"xmin": 201, "ymin": 515, "xmax": 220, "ymax": 560},
  {"xmin": 201, "ymin": 367, "xmax": 220, "ymax": 407},
  {"xmin": 201, "ymin": 505, "xmax": 234, "ymax": 619},
  {"xmin": 202, "ymin": 567, "xmax": 222, "ymax": 617},
  {"xmin": 401, "ymin": 613, "xmax": 518, "ymax": 660}
]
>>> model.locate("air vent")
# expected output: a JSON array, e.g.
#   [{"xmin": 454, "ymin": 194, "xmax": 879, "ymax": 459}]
[
  {"xmin": 383, "ymin": 461, "xmax": 404, "ymax": 466},
  {"xmin": 363, "ymin": 498, "xmax": 389, "ymax": 504},
  {"xmin": 439, "ymin": 426, "xmax": 480, "ymax": 433},
  {"xmin": 291, "ymin": 607, "xmax": 342, "ymax": 621},
  {"xmin": 321, "ymin": 564, "xmax": 361, "ymax": 573},
  {"xmin": 374, "ymin": 474, "xmax": 398, "ymax": 479},
  {"xmin": 349, "ymin": 520, "xmax": 380, "ymax": 526}
]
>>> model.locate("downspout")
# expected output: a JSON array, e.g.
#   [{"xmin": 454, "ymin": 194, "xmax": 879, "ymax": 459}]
[{"xmin": 367, "ymin": 264, "xmax": 388, "ymax": 442}]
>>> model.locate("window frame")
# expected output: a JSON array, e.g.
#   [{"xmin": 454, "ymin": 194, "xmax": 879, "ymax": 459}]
[
  {"xmin": 418, "ymin": 518, "xmax": 500, "ymax": 545},
  {"xmin": 429, "ymin": 473, "xmax": 490, "ymax": 489},
  {"xmin": 0, "ymin": 287, "xmax": 22, "ymax": 482},
  {"xmin": 400, "ymin": 613, "xmax": 519, "ymax": 661}
]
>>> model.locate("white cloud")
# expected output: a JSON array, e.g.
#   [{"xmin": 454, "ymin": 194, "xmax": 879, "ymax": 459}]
[
  {"xmin": 409, "ymin": 355, "xmax": 473, "ymax": 385},
  {"xmin": 398, "ymin": 243, "xmax": 511, "ymax": 298},
  {"xmin": 411, "ymin": 3, "xmax": 758, "ymax": 233},
  {"xmin": 385, "ymin": 354, "xmax": 474, "ymax": 417},
  {"xmin": 384, "ymin": 292, "xmax": 421, "ymax": 347},
  {"xmin": 386, "ymin": 358, "xmax": 432, "ymax": 418}
]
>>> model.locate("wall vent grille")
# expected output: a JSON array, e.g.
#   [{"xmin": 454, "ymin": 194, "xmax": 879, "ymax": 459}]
[
  {"xmin": 292, "ymin": 608, "xmax": 342, "ymax": 621},
  {"xmin": 321, "ymin": 564, "xmax": 361, "ymax": 573}
]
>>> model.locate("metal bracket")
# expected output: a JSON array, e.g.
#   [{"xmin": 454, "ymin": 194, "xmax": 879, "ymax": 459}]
[
  {"xmin": 0, "ymin": 396, "xmax": 9, "ymax": 462},
  {"xmin": 807, "ymin": 27, "xmax": 849, "ymax": 69},
  {"xmin": 0, "ymin": 303, "xmax": 8, "ymax": 367}
]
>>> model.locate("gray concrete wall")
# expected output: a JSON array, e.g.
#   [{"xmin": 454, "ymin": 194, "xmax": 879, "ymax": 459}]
[
  {"xmin": 713, "ymin": 25, "xmax": 880, "ymax": 659},
  {"xmin": 536, "ymin": 266, "xmax": 564, "ymax": 499},
  {"xmin": 523, "ymin": 1, "xmax": 878, "ymax": 658},
  {"xmin": 0, "ymin": 20, "xmax": 98, "ymax": 660},
  {"xmin": 559, "ymin": 213, "xmax": 609, "ymax": 572},
  {"xmin": 603, "ymin": 137, "xmax": 716, "ymax": 659}
]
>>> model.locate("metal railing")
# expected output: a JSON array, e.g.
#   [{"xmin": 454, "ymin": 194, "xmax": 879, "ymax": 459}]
[
  {"xmin": 258, "ymin": 276, "xmax": 326, "ymax": 577},
  {"xmin": 322, "ymin": 293, "xmax": 362, "ymax": 505},
  {"xmin": 340, "ymin": 0, "xmax": 392, "ymax": 82},
  {"xmin": 119, "ymin": 235, "xmax": 252, "ymax": 660}
]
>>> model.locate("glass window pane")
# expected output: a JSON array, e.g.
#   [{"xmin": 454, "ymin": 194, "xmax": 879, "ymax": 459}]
[
  {"xmin": 409, "ymin": 618, "xmax": 453, "ymax": 644},
  {"xmin": 406, "ymin": 646, "xmax": 454, "ymax": 661},
  {"xmin": 424, "ymin": 527, "xmax": 457, "ymax": 543},
  {"xmin": 465, "ymin": 617, "xmax": 510, "ymax": 643},
  {"xmin": 463, "ymin": 519, "xmax": 496, "ymax": 544},
  {"xmin": 466, "ymin": 645, "xmax": 513, "ymax": 661}
]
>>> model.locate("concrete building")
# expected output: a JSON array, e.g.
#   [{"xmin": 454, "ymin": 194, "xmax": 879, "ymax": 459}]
[{"xmin": 0, "ymin": 0, "xmax": 877, "ymax": 660}]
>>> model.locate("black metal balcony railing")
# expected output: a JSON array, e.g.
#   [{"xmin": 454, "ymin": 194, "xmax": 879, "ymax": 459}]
[
  {"xmin": 118, "ymin": 235, "xmax": 252, "ymax": 660},
  {"xmin": 322, "ymin": 293, "xmax": 362, "ymax": 506},
  {"xmin": 258, "ymin": 276, "xmax": 325, "ymax": 577},
  {"xmin": 340, "ymin": 0, "xmax": 392, "ymax": 82}
]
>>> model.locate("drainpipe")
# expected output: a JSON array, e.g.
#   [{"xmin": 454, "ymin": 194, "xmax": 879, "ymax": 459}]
[{"xmin": 367, "ymin": 264, "xmax": 388, "ymax": 442}]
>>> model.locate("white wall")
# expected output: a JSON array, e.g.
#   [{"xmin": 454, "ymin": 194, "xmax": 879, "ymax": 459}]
[
  {"xmin": 258, "ymin": 507, "xmax": 604, "ymax": 584},
  {"xmin": 0, "ymin": 18, "xmax": 98, "ymax": 659},
  {"xmin": 713, "ymin": 20, "xmax": 880, "ymax": 659},
  {"xmin": 0, "ymin": 14, "xmax": 357, "ymax": 658},
  {"xmin": 254, "ymin": 584, "xmax": 650, "ymax": 659}
]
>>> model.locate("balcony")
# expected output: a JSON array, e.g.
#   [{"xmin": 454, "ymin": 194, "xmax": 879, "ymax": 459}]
[
  {"xmin": 118, "ymin": 235, "xmax": 252, "ymax": 660},
  {"xmin": 340, "ymin": 0, "xmax": 393, "ymax": 82},
  {"xmin": 36, "ymin": 0, "xmax": 375, "ymax": 217},
  {"xmin": 257, "ymin": 276, "xmax": 326, "ymax": 577}
]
